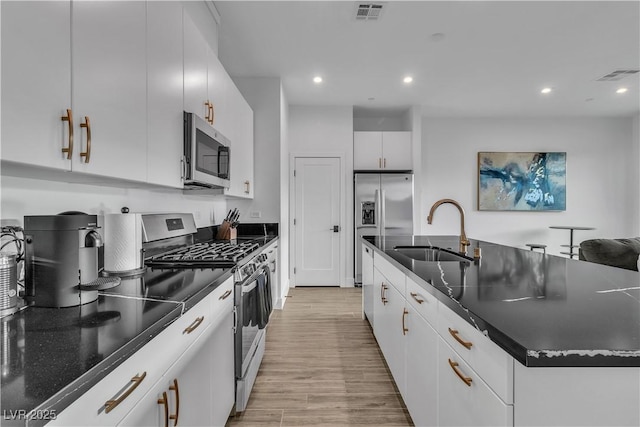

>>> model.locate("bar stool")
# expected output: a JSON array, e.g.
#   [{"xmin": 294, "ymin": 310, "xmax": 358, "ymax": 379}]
[{"xmin": 526, "ymin": 243, "xmax": 547, "ymax": 254}]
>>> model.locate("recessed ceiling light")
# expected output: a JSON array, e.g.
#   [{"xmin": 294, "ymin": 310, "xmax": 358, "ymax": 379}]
[
  {"xmin": 403, "ymin": 76, "xmax": 413, "ymax": 84},
  {"xmin": 430, "ymin": 32, "xmax": 445, "ymax": 42},
  {"xmin": 541, "ymin": 87, "xmax": 552, "ymax": 94},
  {"xmin": 616, "ymin": 87, "xmax": 628, "ymax": 94},
  {"xmin": 313, "ymin": 76, "xmax": 322, "ymax": 84},
  {"xmin": 368, "ymin": 97, "xmax": 375, "ymax": 101}
]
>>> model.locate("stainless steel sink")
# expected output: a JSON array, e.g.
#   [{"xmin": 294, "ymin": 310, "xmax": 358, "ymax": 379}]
[{"xmin": 394, "ymin": 246, "xmax": 472, "ymax": 262}]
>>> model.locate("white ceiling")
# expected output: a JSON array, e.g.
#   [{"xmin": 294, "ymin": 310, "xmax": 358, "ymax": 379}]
[{"xmin": 215, "ymin": 1, "xmax": 640, "ymax": 117}]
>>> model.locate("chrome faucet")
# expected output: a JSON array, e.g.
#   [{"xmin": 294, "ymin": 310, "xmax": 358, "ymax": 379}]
[{"xmin": 427, "ymin": 198, "xmax": 471, "ymax": 255}]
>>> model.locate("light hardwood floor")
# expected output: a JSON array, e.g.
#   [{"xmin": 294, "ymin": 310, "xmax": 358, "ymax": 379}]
[{"xmin": 226, "ymin": 287, "xmax": 414, "ymax": 427}]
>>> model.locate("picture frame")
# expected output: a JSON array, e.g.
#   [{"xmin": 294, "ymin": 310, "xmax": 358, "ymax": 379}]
[{"xmin": 477, "ymin": 151, "xmax": 566, "ymax": 211}]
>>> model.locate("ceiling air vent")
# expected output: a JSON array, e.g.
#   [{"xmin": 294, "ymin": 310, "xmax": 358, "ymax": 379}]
[
  {"xmin": 355, "ymin": 3, "xmax": 384, "ymax": 21},
  {"xmin": 596, "ymin": 69, "xmax": 639, "ymax": 82}
]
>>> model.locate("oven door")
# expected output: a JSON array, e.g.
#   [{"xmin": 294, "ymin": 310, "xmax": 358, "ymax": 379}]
[{"xmin": 235, "ymin": 266, "xmax": 271, "ymax": 378}]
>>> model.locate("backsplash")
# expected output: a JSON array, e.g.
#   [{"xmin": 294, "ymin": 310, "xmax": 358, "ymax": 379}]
[{"xmin": 0, "ymin": 176, "xmax": 228, "ymax": 228}]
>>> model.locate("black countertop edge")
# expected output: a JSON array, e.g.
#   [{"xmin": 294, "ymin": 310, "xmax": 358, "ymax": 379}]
[
  {"xmin": 13, "ymin": 268, "xmax": 235, "ymax": 427},
  {"xmin": 362, "ymin": 237, "xmax": 640, "ymax": 368}
]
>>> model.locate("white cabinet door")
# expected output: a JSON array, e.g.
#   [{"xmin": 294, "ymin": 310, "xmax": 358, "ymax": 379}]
[
  {"xmin": 183, "ymin": 12, "xmax": 209, "ymax": 121},
  {"xmin": 71, "ymin": 1, "xmax": 147, "ymax": 181},
  {"xmin": 1, "ymin": 1, "xmax": 72, "ymax": 170},
  {"xmin": 373, "ymin": 267, "xmax": 406, "ymax": 396},
  {"xmin": 404, "ymin": 307, "xmax": 438, "ymax": 427},
  {"xmin": 224, "ymin": 84, "xmax": 254, "ymax": 199},
  {"xmin": 210, "ymin": 311, "xmax": 235, "ymax": 426},
  {"xmin": 119, "ymin": 325, "xmax": 215, "ymax": 427},
  {"xmin": 362, "ymin": 245, "xmax": 374, "ymax": 326},
  {"xmin": 354, "ymin": 132, "xmax": 383, "ymax": 170},
  {"xmin": 438, "ymin": 338, "xmax": 513, "ymax": 427},
  {"xmin": 207, "ymin": 52, "xmax": 229, "ymax": 135},
  {"xmin": 382, "ymin": 132, "xmax": 412, "ymax": 171},
  {"xmin": 147, "ymin": 1, "xmax": 183, "ymax": 188}
]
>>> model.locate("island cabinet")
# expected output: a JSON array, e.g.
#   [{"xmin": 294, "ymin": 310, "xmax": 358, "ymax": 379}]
[
  {"xmin": 361, "ymin": 246, "xmax": 374, "ymax": 325},
  {"xmin": 367, "ymin": 240, "xmax": 640, "ymax": 427},
  {"xmin": 48, "ymin": 277, "xmax": 235, "ymax": 427},
  {"xmin": 353, "ymin": 131, "xmax": 412, "ymax": 171}
]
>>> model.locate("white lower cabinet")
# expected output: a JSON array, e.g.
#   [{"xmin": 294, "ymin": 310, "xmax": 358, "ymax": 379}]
[
  {"xmin": 438, "ymin": 338, "xmax": 513, "ymax": 426},
  {"xmin": 49, "ymin": 277, "xmax": 234, "ymax": 426},
  {"xmin": 361, "ymin": 246, "xmax": 374, "ymax": 325},
  {"xmin": 404, "ymin": 306, "xmax": 438, "ymax": 427}
]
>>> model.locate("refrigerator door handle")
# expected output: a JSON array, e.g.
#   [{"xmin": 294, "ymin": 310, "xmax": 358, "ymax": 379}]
[{"xmin": 380, "ymin": 189, "xmax": 386, "ymax": 235}]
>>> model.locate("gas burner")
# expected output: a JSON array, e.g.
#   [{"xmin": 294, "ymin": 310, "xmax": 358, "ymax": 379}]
[{"xmin": 145, "ymin": 240, "xmax": 260, "ymax": 268}]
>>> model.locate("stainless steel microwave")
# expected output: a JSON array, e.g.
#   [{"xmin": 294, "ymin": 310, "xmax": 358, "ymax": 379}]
[{"xmin": 183, "ymin": 111, "xmax": 230, "ymax": 189}]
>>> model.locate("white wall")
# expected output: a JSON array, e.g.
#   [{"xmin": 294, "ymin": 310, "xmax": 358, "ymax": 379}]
[
  {"xmin": 633, "ymin": 114, "xmax": 640, "ymax": 234},
  {"xmin": 288, "ymin": 105, "xmax": 354, "ymax": 286},
  {"xmin": 279, "ymin": 87, "xmax": 290, "ymax": 303},
  {"xmin": 421, "ymin": 117, "xmax": 638, "ymax": 256},
  {"xmin": 0, "ymin": 176, "xmax": 227, "ymax": 228}
]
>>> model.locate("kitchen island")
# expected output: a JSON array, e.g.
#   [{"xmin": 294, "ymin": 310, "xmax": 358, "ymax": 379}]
[{"xmin": 363, "ymin": 235, "xmax": 640, "ymax": 426}]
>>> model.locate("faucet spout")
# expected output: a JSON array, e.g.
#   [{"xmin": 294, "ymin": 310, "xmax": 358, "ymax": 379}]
[{"xmin": 427, "ymin": 198, "xmax": 470, "ymax": 255}]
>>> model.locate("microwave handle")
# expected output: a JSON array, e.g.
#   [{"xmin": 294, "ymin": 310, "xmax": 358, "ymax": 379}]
[{"xmin": 219, "ymin": 146, "xmax": 230, "ymax": 179}]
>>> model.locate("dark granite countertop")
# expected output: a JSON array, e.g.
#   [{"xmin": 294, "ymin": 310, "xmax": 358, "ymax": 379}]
[
  {"xmin": 1, "ymin": 235, "xmax": 278, "ymax": 426},
  {"xmin": 363, "ymin": 235, "xmax": 640, "ymax": 368}
]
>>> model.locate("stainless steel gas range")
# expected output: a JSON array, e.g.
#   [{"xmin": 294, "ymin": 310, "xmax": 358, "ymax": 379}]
[{"xmin": 139, "ymin": 213, "xmax": 275, "ymax": 413}]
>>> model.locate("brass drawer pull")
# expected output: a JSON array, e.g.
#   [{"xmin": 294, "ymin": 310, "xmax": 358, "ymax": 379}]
[
  {"xmin": 157, "ymin": 391, "xmax": 169, "ymax": 427},
  {"xmin": 410, "ymin": 292, "xmax": 424, "ymax": 304},
  {"xmin": 219, "ymin": 289, "xmax": 232, "ymax": 300},
  {"xmin": 61, "ymin": 109, "xmax": 74, "ymax": 159},
  {"xmin": 402, "ymin": 308, "xmax": 409, "ymax": 335},
  {"xmin": 209, "ymin": 103, "xmax": 215, "ymax": 124},
  {"xmin": 381, "ymin": 283, "xmax": 388, "ymax": 305},
  {"xmin": 104, "ymin": 371, "xmax": 147, "ymax": 413},
  {"xmin": 448, "ymin": 358, "xmax": 473, "ymax": 387},
  {"xmin": 80, "ymin": 116, "xmax": 91, "ymax": 163},
  {"xmin": 183, "ymin": 316, "xmax": 204, "ymax": 334},
  {"xmin": 378, "ymin": 158, "xmax": 382, "ymax": 168},
  {"xmin": 169, "ymin": 379, "xmax": 179, "ymax": 426},
  {"xmin": 448, "ymin": 327, "xmax": 473, "ymax": 349},
  {"xmin": 383, "ymin": 158, "xmax": 387, "ymax": 168},
  {"xmin": 204, "ymin": 101, "xmax": 212, "ymax": 122}
]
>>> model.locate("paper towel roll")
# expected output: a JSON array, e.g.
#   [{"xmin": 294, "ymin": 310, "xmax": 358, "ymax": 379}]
[{"xmin": 104, "ymin": 213, "xmax": 143, "ymax": 273}]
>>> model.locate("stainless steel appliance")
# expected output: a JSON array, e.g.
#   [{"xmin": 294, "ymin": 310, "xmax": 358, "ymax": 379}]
[
  {"xmin": 23, "ymin": 214, "xmax": 120, "ymax": 308},
  {"xmin": 183, "ymin": 111, "xmax": 231, "ymax": 189},
  {"xmin": 140, "ymin": 213, "xmax": 274, "ymax": 414},
  {"xmin": 354, "ymin": 173, "xmax": 414, "ymax": 284}
]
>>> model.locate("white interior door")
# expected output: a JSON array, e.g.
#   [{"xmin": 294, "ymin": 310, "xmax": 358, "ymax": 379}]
[{"xmin": 294, "ymin": 157, "xmax": 341, "ymax": 286}]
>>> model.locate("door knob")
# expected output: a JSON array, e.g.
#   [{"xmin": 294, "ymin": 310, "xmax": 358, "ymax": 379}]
[{"xmin": 331, "ymin": 225, "xmax": 340, "ymax": 232}]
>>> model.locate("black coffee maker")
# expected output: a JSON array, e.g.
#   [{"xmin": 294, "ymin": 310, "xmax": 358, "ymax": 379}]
[{"xmin": 23, "ymin": 213, "xmax": 119, "ymax": 308}]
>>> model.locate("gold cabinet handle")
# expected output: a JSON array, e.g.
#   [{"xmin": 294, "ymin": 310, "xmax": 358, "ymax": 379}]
[
  {"xmin": 383, "ymin": 158, "xmax": 387, "ymax": 168},
  {"xmin": 157, "ymin": 391, "xmax": 169, "ymax": 427},
  {"xmin": 209, "ymin": 103, "xmax": 215, "ymax": 124},
  {"xmin": 402, "ymin": 308, "xmax": 409, "ymax": 335},
  {"xmin": 448, "ymin": 327, "xmax": 473, "ymax": 350},
  {"xmin": 410, "ymin": 292, "xmax": 425, "ymax": 304},
  {"xmin": 61, "ymin": 109, "xmax": 74, "ymax": 159},
  {"xmin": 104, "ymin": 371, "xmax": 147, "ymax": 414},
  {"xmin": 80, "ymin": 116, "xmax": 91, "ymax": 163},
  {"xmin": 381, "ymin": 283, "xmax": 388, "ymax": 305},
  {"xmin": 219, "ymin": 289, "xmax": 232, "ymax": 300},
  {"xmin": 169, "ymin": 379, "xmax": 179, "ymax": 426},
  {"xmin": 448, "ymin": 358, "xmax": 473, "ymax": 387},
  {"xmin": 244, "ymin": 180, "xmax": 250, "ymax": 194},
  {"xmin": 378, "ymin": 158, "xmax": 382, "ymax": 168},
  {"xmin": 204, "ymin": 101, "xmax": 212, "ymax": 123},
  {"xmin": 183, "ymin": 316, "xmax": 204, "ymax": 334}
]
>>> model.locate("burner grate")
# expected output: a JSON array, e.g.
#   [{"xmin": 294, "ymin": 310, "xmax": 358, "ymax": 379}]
[{"xmin": 146, "ymin": 240, "xmax": 260, "ymax": 266}]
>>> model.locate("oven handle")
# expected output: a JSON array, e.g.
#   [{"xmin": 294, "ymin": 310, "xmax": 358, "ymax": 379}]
[{"xmin": 241, "ymin": 281, "xmax": 257, "ymax": 295}]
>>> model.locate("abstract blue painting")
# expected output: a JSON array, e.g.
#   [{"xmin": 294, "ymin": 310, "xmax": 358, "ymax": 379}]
[{"xmin": 478, "ymin": 152, "xmax": 566, "ymax": 211}]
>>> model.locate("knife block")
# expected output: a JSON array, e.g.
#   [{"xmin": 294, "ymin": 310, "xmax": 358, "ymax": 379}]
[{"xmin": 216, "ymin": 220, "xmax": 237, "ymax": 240}]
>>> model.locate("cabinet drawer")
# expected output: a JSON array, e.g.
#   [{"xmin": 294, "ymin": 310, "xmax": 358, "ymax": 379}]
[
  {"xmin": 438, "ymin": 339, "xmax": 513, "ymax": 426},
  {"xmin": 209, "ymin": 276, "xmax": 234, "ymax": 325},
  {"xmin": 437, "ymin": 302, "xmax": 513, "ymax": 404},
  {"xmin": 374, "ymin": 252, "xmax": 405, "ymax": 295},
  {"xmin": 405, "ymin": 275, "xmax": 438, "ymax": 327}
]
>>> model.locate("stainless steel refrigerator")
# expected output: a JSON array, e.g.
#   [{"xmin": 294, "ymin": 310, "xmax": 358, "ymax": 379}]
[{"xmin": 354, "ymin": 173, "xmax": 414, "ymax": 283}]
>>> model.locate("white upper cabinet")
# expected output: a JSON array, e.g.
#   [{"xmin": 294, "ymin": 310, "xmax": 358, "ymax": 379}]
[
  {"xmin": 183, "ymin": 12, "xmax": 209, "ymax": 122},
  {"xmin": 354, "ymin": 131, "xmax": 412, "ymax": 171},
  {"xmin": 207, "ymin": 50, "xmax": 229, "ymax": 135},
  {"xmin": 147, "ymin": 1, "xmax": 184, "ymax": 188},
  {"xmin": 1, "ymin": 1, "xmax": 72, "ymax": 171},
  {"xmin": 71, "ymin": 1, "xmax": 147, "ymax": 182},
  {"xmin": 224, "ymin": 84, "xmax": 254, "ymax": 198}
]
